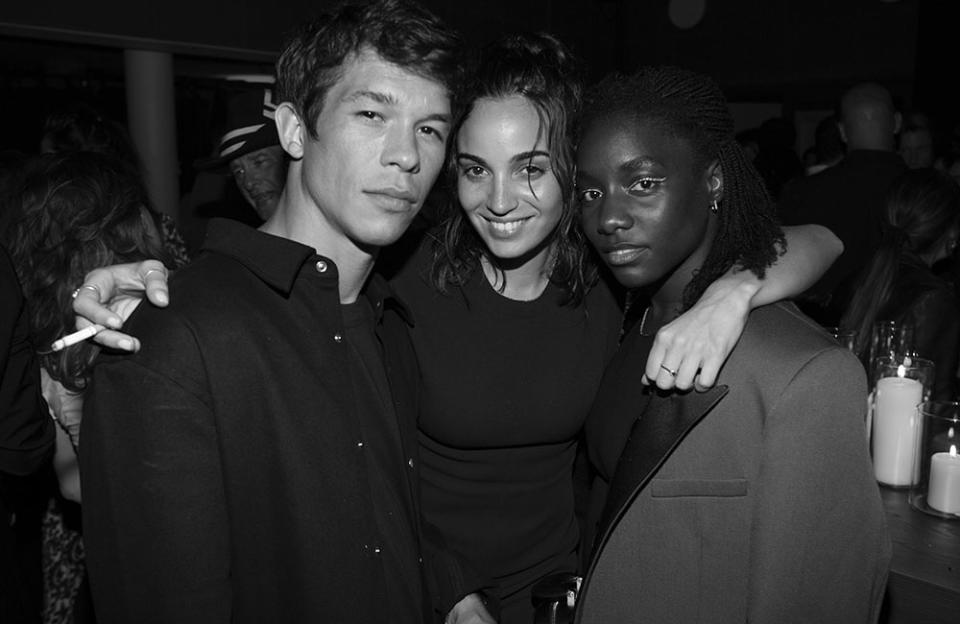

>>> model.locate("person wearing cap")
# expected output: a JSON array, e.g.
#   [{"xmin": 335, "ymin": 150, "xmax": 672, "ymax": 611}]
[{"xmin": 195, "ymin": 88, "xmax": 287, "ymax": 222}]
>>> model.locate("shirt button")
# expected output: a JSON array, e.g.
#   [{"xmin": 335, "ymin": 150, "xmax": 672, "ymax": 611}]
[
  {"xmin": 315, "ymin": 260, "xmax": 328, "ymax": 273},
  {"xmin": 373, "ymin": 547, "xmax": 381, "ymax": 554},
  {"xmin": 333, "ymin": 333, "xmax": 343, "ymax": 343},
  {"xmin": 407, "ymin": 458, "xmax": 414, "ymax": 468},
  {"xmin": 357, "ymin": 441, "xmax": 364, "ymax": 448}
]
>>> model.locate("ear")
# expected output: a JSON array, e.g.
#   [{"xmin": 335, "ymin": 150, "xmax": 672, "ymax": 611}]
[
  {"xmin": 275, "ymin": 102, "xmax": 305, "ymax": 160},
  {"xmin": 706, "ymin": 159, "xmax": 723, "ymax": 203}
]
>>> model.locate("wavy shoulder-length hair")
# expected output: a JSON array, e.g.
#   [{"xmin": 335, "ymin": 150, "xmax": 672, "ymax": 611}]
[
  {"xmin": 4, "ymin": 151, "xmax": 170, "ymax": 391},
  {"xmin": 429, "ymin": 31, "xmax": 596, "ymax": 305}
]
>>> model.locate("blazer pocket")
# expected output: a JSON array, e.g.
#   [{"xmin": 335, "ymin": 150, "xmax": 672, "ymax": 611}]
[{"xmin": 649, "ymin": 478, "xmax": 748, "ymax": 498}]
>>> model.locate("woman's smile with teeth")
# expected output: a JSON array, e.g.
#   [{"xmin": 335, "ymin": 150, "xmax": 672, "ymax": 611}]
[{"xmin": 487, "ymin": 216, "xmax": 531, "ymax": 236}]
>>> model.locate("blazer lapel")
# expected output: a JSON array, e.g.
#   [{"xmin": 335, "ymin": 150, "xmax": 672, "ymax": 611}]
[
  {"xmin": 576, "ymin": 385, "xmax": 729, "ymax": 623},
  {"xmin": 594, "ymin": 384, "xmax": 729, "ymax": 551}
]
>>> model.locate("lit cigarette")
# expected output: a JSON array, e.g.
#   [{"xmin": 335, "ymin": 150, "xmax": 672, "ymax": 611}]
[{"xmin": 51, "ymin": 324, "xmax": 105, "ymax": 352}]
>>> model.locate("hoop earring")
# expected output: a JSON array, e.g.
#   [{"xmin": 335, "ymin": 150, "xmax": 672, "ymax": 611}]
[{"xmin": 710, "ymin": 200, "xmax": 719, "ymax": 214}]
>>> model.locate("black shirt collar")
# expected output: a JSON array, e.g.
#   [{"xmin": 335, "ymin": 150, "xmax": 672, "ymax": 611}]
[
  {"xmin": 367, "ymin": 272, "xmax": 414, "ymax": 327},
  {"xmin": 200, "ymin": 218, "xmax": 413, "ymax": 326}
]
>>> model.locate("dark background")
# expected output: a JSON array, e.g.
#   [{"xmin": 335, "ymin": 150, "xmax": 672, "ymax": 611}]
[{"xmin": 0, "ymin": 0, "xmax": 954, "ymax": 244}]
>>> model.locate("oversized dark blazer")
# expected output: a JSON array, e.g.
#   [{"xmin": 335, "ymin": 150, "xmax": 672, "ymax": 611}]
[
  {"xmin": 81, "ymin": 221, "xmax": 446, "ymax": 623},
  {"xmin": 577, "ymin": 302, "xmax": 891, "ymax": 624}
]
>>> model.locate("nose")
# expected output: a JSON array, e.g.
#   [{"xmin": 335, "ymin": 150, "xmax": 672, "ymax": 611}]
[
  {"xmin": 381, "ymin": 125, "xmax": 421, "ymax": 174},
  {"xmin": 594, "ymin": 194, "xmax": 633, "ymax": 235},
  {"xmin": 487, "ymin": 175, "xmax": 518, "ymax": 216}
]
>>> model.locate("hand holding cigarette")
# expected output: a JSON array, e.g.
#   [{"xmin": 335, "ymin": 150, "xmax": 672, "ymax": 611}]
[
  {"xmin": 51, "ymin": 324, "xmax": 106, "ymax": 352},
  {"xmin": 70, "ymin": 260, "xmax": 171, "ymax": 352}
]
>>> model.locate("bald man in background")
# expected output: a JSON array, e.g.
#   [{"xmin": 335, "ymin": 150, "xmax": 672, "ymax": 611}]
[{"xmin": 778, "ymin": 82, "xmax": 907, "ymax": 326}]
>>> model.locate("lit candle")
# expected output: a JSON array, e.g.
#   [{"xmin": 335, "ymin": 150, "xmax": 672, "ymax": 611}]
[
  {"xmin": 928, "ymin": 445, "xmax": 960, "ymax": 514},
  {"xmin": 872, "ymin": 375, "xmax": 923, "ymax": 486}
]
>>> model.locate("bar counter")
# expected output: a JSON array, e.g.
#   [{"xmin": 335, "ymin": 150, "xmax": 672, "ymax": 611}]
[{"xmin": 879, "ymin": 487, "xmax": 960, "ymax": 622}]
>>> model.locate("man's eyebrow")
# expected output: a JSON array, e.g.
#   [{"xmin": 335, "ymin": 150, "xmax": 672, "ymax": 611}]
[
  {"xmin": 342, "ymin": 90, "xmax": 397, "ymax": 105},
  {"xmin": 422, "ymin": 112, "xmax": 451, "ymax": 125},
  {"xmin": 341, "ymin": 90, "xmax": 450, "ymax": 124}
]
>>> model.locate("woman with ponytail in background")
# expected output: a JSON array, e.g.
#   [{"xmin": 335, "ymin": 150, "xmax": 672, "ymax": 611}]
[{"xmin": 841, "ymin": 168, "xmax": 960, "ymax": 399}]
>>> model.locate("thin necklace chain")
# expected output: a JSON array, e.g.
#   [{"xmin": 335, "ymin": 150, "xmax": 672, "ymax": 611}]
[
  {"xmin": 621, "ymin": 291, "xmax": 652, "ymax": 340},
  {"xmin": 638, "ymin": 306, "xmax": 651, "ymax": 336}
]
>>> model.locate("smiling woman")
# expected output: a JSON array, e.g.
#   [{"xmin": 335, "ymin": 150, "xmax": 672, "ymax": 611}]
[
  {"xmin": 455, "ymin": 95, "xmax": 565, "ymax": 295},
  {"xmin": 429, "ymin": 31, "xmax": 590, "ymax": 305},
  {"xmin": 388, "ymin": 32, "xmax": 621, "ymax": 624}
]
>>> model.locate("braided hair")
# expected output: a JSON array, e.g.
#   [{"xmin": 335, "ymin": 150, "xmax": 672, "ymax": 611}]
[
  {"xmin": 430, "ymin": 31, "xmax": 596, "ymax": 305},
  {"xmin": 579, "ymin": 66, "xmax": 785, "ymax": 310}
]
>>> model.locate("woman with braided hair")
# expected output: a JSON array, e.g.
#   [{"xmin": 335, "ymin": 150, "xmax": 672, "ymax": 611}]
[
  {"xmin": 574, "ymin": 66, "xmax": 890, "ymax": 623},
  {"xmin": 840, "ymin": 168, "xmax": 960, "ymax": 399}
]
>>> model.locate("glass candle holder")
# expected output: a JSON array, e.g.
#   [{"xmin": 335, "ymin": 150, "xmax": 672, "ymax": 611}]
[
  {"xmin": 870, "ymin": 355, "xmax": 934, "ymax": 488},
  {"xmin": 824, "ymin": 326, "xmax": 857, "ymax": 352},
  {"xmin": 867, "ymin": 320, "xmax": 915, "ymax": 386},
  {"xmin": 909, "ymin": 401, "xmax": 960, "ymax": 520}
]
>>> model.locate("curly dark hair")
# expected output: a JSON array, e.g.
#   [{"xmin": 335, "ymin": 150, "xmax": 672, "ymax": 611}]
[
  {"xmin": 579, "ymin": 65, "xmax": 785, "ymax": 310},
  {"xmin": 430, "ymin": 31, "xmax": 596, "ymax": 305},
  {"xmin": 41, "ymin": 102, "xmax": 145, "ymax": 175},
  {"xmin": 275, "ymin": 0, "xmax": 463, "ymax": 139},
  {"xmin": 4, "ymin": 151, "xmax": 169, "ymax": 391}
]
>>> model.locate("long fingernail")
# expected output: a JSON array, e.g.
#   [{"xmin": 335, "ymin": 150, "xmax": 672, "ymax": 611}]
[{"xmin": 156, "ymin": 291, "xmax": 169, "ymax": 305}]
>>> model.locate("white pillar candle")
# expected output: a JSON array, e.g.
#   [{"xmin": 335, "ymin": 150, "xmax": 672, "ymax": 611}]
[
  {"xmin": 872, "ymin": 376, "xmax": 924, "ymax": 486},
  {"xmin": 928, "ymin": 446, "xmax": 960, "ymax": 514}
]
